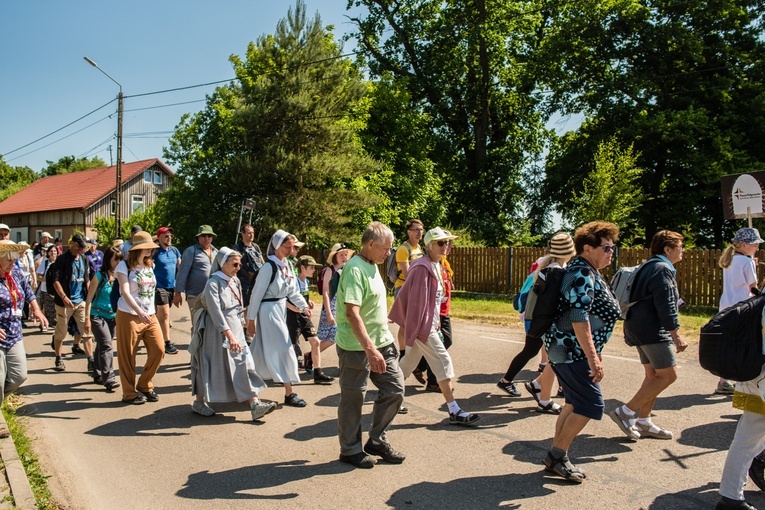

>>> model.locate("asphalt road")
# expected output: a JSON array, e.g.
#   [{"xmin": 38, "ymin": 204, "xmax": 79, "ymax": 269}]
[{"xmin": 14, "ymin": 309, "xmax": 765, "ymax": 510}]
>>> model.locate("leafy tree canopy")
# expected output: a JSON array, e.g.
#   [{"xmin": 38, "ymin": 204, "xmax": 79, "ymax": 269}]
[
  {"xmin": 41, "ymin": 155, "xmax": 106, "ymax": 177},
  {"xmin": 0, "ymin": 156, "xmax": 37, "ymax": 202}
]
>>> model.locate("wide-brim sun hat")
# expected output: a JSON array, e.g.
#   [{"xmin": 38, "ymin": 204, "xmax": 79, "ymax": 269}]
[
  {"xmin": 0, "ymin": 240, "xmax": 28, "ymax": 253},
  {"xmin": 129, "ymin": 231, "xmax": 159, "ymax": 251},
  {"xmin": 196, "ymin": 225, "xmax": 217, "ymax": 238},
  {"xmin": 326, "ymin": 243, "xmax": 355, "ymax": 265},
  {"xmin": 733, "ymin": 227, "xmax": 765, "ymax": 245},
  {"xmin": 548, "ymin": 232, "xmax": 576, "ymax": 258},
  {"xmin": 424, "ymin": 227, "xmax": 459, "ymax": 245}
]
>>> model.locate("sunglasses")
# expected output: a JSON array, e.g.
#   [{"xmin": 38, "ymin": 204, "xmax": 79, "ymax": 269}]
[
  {"xmin": 199, "ymin": 234, "xmax": 214, "ymax": 238},
  {"xmin": 436, "ymin": 240, "xmax": 452, "ymax": 247},
  {"xmin": 230, "ymin": 262, "xmax": 241, "ymax": 268},
  {"xmin": 597, "ymin": 244, "xmax": 616, "ymax": 253}
]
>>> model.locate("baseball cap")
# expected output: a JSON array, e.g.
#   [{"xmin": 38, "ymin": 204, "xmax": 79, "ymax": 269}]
[{"xmin": 156, "ymin": 226, "xmax": 173, "ymax": 237}]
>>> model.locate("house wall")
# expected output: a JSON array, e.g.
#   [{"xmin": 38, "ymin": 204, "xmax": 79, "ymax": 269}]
[{"xmin": 87, "ymin": 161, "xmax": 171, "ymax": 223}]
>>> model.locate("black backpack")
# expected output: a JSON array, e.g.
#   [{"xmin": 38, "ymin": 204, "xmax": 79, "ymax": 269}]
[
  {"xmin": 45, "ymin": 259, "xmax": 59, "ymax": 297},
  {"xmin": 699, "ymin": 292, "xmax": 765, "ymax": 381},
  {"xmin": 526, "ymin": 266, "xmax": 566, "ymax": 339}
]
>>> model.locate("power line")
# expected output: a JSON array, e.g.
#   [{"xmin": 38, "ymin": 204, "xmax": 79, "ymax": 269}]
[
  {"xmin": 7, "ymin": 115, "xmax": 113, "ymax": 163},
  {"xmin": 123, "ymin": 99, "xmax": 206, "ymax": 112},
  {"xmin": 77, "ymin": 135, "xmax": 115, "ymax": 159},
  {"xmin": 3, "ymin": 98, "xmax": 116, "ymax": 156}
]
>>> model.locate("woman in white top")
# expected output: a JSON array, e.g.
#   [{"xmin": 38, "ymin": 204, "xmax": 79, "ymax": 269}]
[
  {"xmin": 115, "ymin": 231, "xmax": 163, "ymax": 405},
  {"xmin": 246, "ymin": 230, "xmax": 311, "ymax": 408},
  {"xmin": 35, "ymin": 244, "xmax": 57, "ymax": 332},
  {"xmin": 716, "ymin": 227, "xmax": 764, "ymax": 395}
]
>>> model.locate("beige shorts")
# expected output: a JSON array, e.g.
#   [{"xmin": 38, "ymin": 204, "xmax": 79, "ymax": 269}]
[{"xmin": 399, "ymin": 329, "xmax": 455, "ymax": 382}]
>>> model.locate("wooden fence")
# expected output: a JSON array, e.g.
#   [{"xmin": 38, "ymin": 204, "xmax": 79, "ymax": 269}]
[{"xmin": 304, "ymin": 246, "xmax": 757, "ymax": 308}]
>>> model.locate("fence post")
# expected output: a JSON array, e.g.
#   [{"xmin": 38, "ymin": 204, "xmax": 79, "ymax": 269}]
[
  {"xmin": 612, "ymin": 245, "xmax": 620, "ymax": 272},
  {"xmin": 507, "ymin": 246, "xmax": 514, "ymax": 294}
]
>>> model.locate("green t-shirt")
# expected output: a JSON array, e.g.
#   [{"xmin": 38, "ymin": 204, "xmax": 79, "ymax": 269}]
[{"xmin": 336, "ymin": 255, "xmax": 395, "ymax": 351}]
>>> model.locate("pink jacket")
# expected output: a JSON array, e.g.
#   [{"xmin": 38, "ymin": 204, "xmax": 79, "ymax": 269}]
[{"xmin": 388, "ymin": 256, "xmax": 438, "ymax": 347}]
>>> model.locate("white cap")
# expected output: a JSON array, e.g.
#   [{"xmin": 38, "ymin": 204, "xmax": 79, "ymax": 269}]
[{"xmin": 0, "ymin": 224, "xmax": 9, "ymax": 232}]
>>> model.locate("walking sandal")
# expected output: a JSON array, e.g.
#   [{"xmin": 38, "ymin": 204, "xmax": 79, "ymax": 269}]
[{"xmin": 543, "ymin": 452, "xmax": 586, "ymax": 482}]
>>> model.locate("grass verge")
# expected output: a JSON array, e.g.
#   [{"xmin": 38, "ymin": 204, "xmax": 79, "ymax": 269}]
[{"xmin": 2, "ymin": 394, "xmax": 57, "ymax": 510}]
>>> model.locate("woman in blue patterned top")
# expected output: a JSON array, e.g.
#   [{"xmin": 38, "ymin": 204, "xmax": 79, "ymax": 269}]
[
  {"xmin": 0, "ymin": 241, "xmax": 48, "ymax": 437},
  {"xmin": 542, "ymin": 221, "xmax": 621, "ymax": 483}
]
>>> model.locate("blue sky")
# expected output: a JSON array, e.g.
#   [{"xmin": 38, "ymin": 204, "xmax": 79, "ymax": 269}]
[{"xmin": 0, "ymin": 1, "xmax": 361, "ymax": 172}]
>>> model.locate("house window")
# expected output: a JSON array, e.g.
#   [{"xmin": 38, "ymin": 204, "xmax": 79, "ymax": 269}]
[
  {"xmin": 54, "ymin": 229, "xmax": 62, "ymax": 242},
  {"xmin": 153, "ymin": 171, "xmax": 162, "ymax": 185},
  {"xmin": 36, "ymin": 230, "xmax": 42, "ymax": 243},
  {"xmin": 15, "ymin": 232, "xmax": 21, "ymax": 242},
  {"xmin": 144, "ymin": 171, "xmax": 152, "ymax": 183},
  {"xmin": 131, "ymin": 195, "xmax": 144, "ymax": 213},
  {"xmin": 110, "ymin": 200, "xmax": 116, "ymax": 215}
]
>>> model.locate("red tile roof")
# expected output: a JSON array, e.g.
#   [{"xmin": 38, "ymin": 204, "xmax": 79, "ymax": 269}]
[{"xmin": 0, "ymin": 159, "xmax": 174, "ymax": 215}]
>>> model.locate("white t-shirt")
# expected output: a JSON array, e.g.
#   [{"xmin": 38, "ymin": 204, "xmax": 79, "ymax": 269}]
[
  {"xmin": 36, "ymin": 259, "xmax": 51, "ymax": 293},
  {"xmin": 720, "ymin": 254, "xmax": 758, "ymax": 311},
  {"xmin": 115, "ymin": 260, "xmax": 157, "ymax": 315}
]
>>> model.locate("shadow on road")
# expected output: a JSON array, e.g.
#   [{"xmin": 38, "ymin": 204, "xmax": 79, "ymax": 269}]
[
  {"xmin": 177, "ymin": 459, "xmax": 352, "ymax": 500},
  {"xmin": 504, "ymin": 434, "xmax": 635, "ymax": 468},
  {"xmin": 646, "ymin": 481, "xmax": 765, "ymax": 509}
]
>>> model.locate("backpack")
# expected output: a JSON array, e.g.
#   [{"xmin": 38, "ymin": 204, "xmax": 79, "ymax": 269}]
[
  {"xmin": 110, "ymin": 275, "xmax": 122, "ymax": 311},
  {"xmin": 328, "ymin": 267, "xmax": 342, "ymax": 301},
  {"xmin": 699, "ymin": 292, "xmax": 765, "ymax": 381},
  {"xmin": 253, "ymin": 259, "xmax": 278, "ymax": 288},
  {"xmin": 512, "ymin": 272, "xmax": 536, "ymax": 313},
  {"xmin": 609, "ymin": 259, "xmax": 658, "ymax": 320},
  {"xmin": 385, "ymin": 243, "xmax": 412, "ymax": 290},
  {"xmin": 317, "ymin": 266, "xmax": 335, "ymax": 296},
  {"xmin": 45, "ymin": 259, "xmax": 60, "ymax": 297},
  {"xmin": 525, "ymin": 266, "xmax": 566, "ymax": 339}
]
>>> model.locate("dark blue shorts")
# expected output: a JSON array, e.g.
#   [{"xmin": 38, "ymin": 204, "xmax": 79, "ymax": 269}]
[{"xmin": 552, "ymin": 360, "xmax": 604, "ymax": 420}]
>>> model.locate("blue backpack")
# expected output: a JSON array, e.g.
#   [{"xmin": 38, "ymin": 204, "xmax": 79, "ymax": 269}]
[{"xmin": 512, "ymin": 272, "xmax": 536, "ymax": 312}]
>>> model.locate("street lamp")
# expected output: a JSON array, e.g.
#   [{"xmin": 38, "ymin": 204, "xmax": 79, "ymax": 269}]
[{"xmin": 84, "ymin": 56, "xmax": 123, "ymax": 240}]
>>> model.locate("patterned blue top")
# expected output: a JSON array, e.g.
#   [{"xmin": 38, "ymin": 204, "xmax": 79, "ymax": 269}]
[
  {"xmin": 544, "ymin": 257, "xmax": 621, "ymax": 365},
  {"xmin": 0, "ymin": 266, "xmax": 36, "ymax": 349}
]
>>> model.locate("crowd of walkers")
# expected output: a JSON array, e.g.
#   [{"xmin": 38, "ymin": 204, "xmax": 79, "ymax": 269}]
[{"xmin": 0, "ymin": 219, "xmax": 762, "ymax": 508}]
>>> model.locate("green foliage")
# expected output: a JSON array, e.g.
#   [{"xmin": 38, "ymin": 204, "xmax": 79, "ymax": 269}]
[
  {"xmin": 162, "ymin": 0, "xmax": 379, "ymax": 248},
  {"xmin": 92, "ymin": 203, "xmax": 164, "ymax": 245},
  {"xmin": 567, "ymin": 138, "xmax": 644, "ymax": 243},
  {"xmin": 347, "ymin": 0, "xmax": 550, "ymax": 245},
  {"xmin": 539, "ymin": 0, "xmax": 765, "ymax": 247},
  {"xmin": 41, "ymin": 155, "xmax": 105, "ymax": 177},
  {"xmin": 0, "ymin": 156, "xmax": 37, "ymax": 202}
]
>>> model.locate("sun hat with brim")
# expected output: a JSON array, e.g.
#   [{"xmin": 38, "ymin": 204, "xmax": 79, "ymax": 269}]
[
  {"xmin": 424, "ymin": 227, "xmax": 459, "ymax": 246},
  {"xmin": 0, "ymin": 241, "xmax": 28, "ymax": 253},
  {"xmin": 548, "ymin": 232, "xmax": 576, "ymax": 258},
  {"xmin": 129, "ymin": 231, "xmax": 159, "ymax": 251},
  {"xmin": 294, "ymin": 240, "xmax": 306, "ymax": 248},
  {"xmin": 733, "ymin": 227, "xmax": 765, "ymax": 245},
  {"xmin": 196, "ymin": 225, "xmax": 217, "ymax": 238},
  {"xmin": 326, "ymin": 243, "xmax": 355, "ymax": 265},
  {"xmin": 41, "ymin": 232, "xmax": 52, "ymax": 239}
]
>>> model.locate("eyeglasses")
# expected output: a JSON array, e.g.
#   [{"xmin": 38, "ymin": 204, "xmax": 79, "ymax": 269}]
[
  {"xmin": 409, "ymin": 228, "xmax": 424, "ymax": 232},
  {"xmin": 597, "ymin": 244, "xmax": 616, "ymax": 253},
  {"xmin": 199, "ymin": 234, "xmax": 213, "ymax": 238},
  {"xmin": 230, "ymin": 262, "xmax": 241, "ymax": 268},
  {"xmin": 436, "ymin": 240, "xmax": 451, "ymax": 247}
]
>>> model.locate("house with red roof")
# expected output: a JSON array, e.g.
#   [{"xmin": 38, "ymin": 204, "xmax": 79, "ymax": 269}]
[{"xmin": 0, "ymin": 158, "xmax": 173, "ymax": 243}]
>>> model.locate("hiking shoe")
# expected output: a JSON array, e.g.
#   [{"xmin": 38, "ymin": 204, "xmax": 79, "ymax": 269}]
[
  {"xmin": 54, "ymin": 358, "xmax": 65, "ymax": 372},
  {"xmin": 192, "ymin": 400, "xmax": 216, "ymax": 417},
  {"xmin": 123, "ymin": 394, "xmax": 147, "ymax": 405},
  {"xmin": 72, "ymin": 344, "xmax": 86, "ymax": 355},
  {"xmin": 716, "ymin": 497, "xmax": 757, "ymax": 509},
  {"xmin": 449, "ymin": 410, "xmax": 481, "ymax": 426},
  {"xmin": 313, "ymin": 371, "xmax": 334, "ymax": 385},
  {"xmin": 141, "ymin": 390, "xmax": 159, "ymax": 402},
  {"xmin": 364, "ymin": 439, "xmax": 406, "ymax": 464},
  {"xmin": 634, "ymin": 422, "xmax": 673, "ymax": 440},
  {"xmin": 164, "ymin": 342, "xmax": 179, "ymax": 355},
  {"xmin": 104, "ymin": 380, "xmax": 120, "ymax": 392},
  {"xmin": 496, "ymin": 380, "xmax": 521, "ymax": 397},
  {"xmin": 250, "ymin": 401, "xmax": 277, "ymax": 421},
  {"xmin": 716, "ymin": 381, "xmax": 736, "ymax": 395},
  {"xmin": 339, "ymin": 452, "xmax": 376, "ymax": 469},
  {"xmin": 608, "ymin": 407, "xmax": 640, "ymax": 441}
]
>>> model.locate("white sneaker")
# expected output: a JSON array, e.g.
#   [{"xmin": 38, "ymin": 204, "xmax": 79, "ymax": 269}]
[
  {"xmin": 191, "ymin": 400, "xmax": 215, "ymax": 417},
  {"xmin": 251, "ymin": 401, "xmax": 277, "ymax": 421}
]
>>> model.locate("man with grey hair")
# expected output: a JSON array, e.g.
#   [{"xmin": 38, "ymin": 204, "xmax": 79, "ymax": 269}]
[{"xmin": 335, "ymin": 221, "xmax": 405, "ymax": 469}]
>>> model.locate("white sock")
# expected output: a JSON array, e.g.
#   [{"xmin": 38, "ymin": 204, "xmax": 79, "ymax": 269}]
[
  {"xmin": 621, "ymin": 404, "xmax": 636, "ymax": 416},
  {"xmin": 636, "ymin": 417, "xmax": 652, "ymax": 427},
  {"xmin": 531, "ymin": 379, "xmax": 542, "ymax": 391},
  {"xmin": 539, "ymin": 399, "xmax": 552, "ymax": 407},
  {"xmin": 447, "ymin": 400, "xmax": 461, "ymax": 414}
]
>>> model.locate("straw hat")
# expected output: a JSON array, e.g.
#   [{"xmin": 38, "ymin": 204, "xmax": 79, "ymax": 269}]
[
  {"xmin": 326, "ymin": 243, "xmax": 354, "ymax": 265},
  {"xmin": 129, "ymin": 231, "xmax": 159, "ymax": 251},
  {"xmin": 0, "ymin": 240, "xmax": 27, "ymax": 254}
]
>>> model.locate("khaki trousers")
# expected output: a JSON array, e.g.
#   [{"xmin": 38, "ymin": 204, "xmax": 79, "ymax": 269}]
[{"xmin": 115, "ymin": 310, "xmax": 164, "ymax": 401}]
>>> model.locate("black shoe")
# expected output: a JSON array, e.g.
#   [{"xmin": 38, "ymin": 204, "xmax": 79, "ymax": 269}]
[
  {"xmin": 557, "ymin": 386, "xmax": 565, "ymax": 398},
  {"xmin": 496, "ymin": 380, "xmax": 521, "ymax": 397},
  {"xmin": 398, "ymin": 406, "xmax": 409, "ymax": 414},
  {"xmin": 164, "ymin": 342, "xmax": 179, "ymax": 355},
  {"xmin": 716, "ymin": 497, "xmax": 757, "ymax": 509},
  {"xmin": 141, "ymin": 390, "xmax": 159, "ymax": 402},
  {"xmin": 54, "ymin": 357, "xmax": 66, "ymax": 372},
  {"xmin": 72, "ymin": 344, "xmax": 86, "ymax": 355},
  {"xmin": 339, "ymin": 452, "xmax": 376, "ymax": 469},
  {"xmin": 364, "ymin": 439, "xmax": 406, "ymax": 464},
  {"xmin": 104, "ymin": 380, "xmax": 120, "ymax": 392},
  {"xmin": 123, "ymin": 395, "xmax": 147, "ymax": 405},
  {"xmin": 750, "ymin": 455, "xmax": 765, "ymax": 491},
  {"xmin": 313, "ymin": 370, "xmax": 334, "ymax": 385},
  {"xmin": 304, "ymin": 352, "xmax": 313, "ymax": 372},
  {"xmin": 87, "ymin": 358, "xmax": 94, "ymax": 373}
]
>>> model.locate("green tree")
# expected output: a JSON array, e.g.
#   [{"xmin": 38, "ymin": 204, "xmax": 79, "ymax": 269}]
[
  {"xmin": 347, "ymin": 0, "xmax": 551, "ymax": 244},
  {"xmin": 567, "ymin": 138, "xmax": 644, "ymax": 243},
  {"xmin": 539, "ymin": 0, "xmax": 765, "ymax": 247},
  {"xmin": 0, "ymin": 157, "xmax": 37, "ymax": 202},
  {"xmin": 162, "ymin": 0, "xmax": 379, "ymax": 247},
  {"xmin": 92, "ymin": 203, "xmax": 164, "ymax": 246},
  {"xmin": 41, "ymin": 156, "xmax": 106, "ymax": 177}
]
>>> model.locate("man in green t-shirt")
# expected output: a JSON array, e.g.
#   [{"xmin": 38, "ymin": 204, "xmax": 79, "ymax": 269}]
[{"xmin": 335, "ymin": 222, "xmax": 405, "ymax": 469}]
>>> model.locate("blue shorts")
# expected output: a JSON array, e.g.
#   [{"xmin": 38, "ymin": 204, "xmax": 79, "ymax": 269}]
[{"xmin": 552, "ymin": 360, "xmax": 604, "ymax": 420}]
